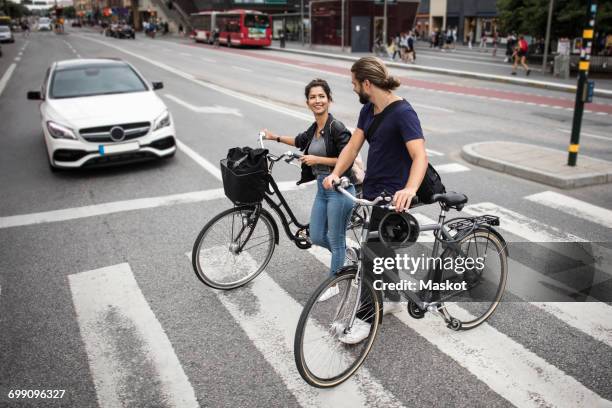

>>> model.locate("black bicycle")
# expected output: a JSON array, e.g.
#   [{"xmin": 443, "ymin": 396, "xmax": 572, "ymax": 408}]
[
  {"xmin": 191, "ymin": 134, "xmax": 365, "ymax": 290},
  {"xmin": 294, "ymin": 177, "xmax": 509, "ymax": 388}
]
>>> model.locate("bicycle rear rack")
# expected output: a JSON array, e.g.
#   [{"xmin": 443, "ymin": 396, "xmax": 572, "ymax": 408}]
[{"xmin": 446, "ymin": 215, "xmax": 500, "ymax": 231}]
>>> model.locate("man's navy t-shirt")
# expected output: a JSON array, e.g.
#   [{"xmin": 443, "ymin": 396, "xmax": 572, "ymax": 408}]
[{"xmin": 357, "ymin": 100, "xmax": 424, "ymax": 199}]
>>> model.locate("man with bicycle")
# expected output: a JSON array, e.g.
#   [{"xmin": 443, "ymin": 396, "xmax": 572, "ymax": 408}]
[{"xmin": 323, "ymin": 56, "xmax": 428, "ymax": 344}]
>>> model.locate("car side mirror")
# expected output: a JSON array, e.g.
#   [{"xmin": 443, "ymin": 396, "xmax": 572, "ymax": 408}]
[
  {"xmin": 152, "ymin": 82, "xmax": 164, "ymax": 90},
  {"xmin": 27, "ymin": 91, "xmax": 42, "ymax": 100}
]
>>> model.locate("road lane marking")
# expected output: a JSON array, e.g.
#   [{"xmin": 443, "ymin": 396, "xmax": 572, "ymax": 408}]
[
  {"xmin": 0, "ymin": 181, "xmax": 312, "ymax": 229},
  {"xmin": 200, "ymin": 57, "xmax": 216, "ymax": 63},
  {"xmin": 0, "ymin": 189, "xmax": 225, "ymax": 229},
  {"xmin": 464, "ymin": 202, "xmax": 612, "ymax": 346},
  {"xmin": 557, "ymin": 128, "xmax": 612, "ymax": 141},
  {"xmin": 307, "ymin": 232, "xmax": 612, "ymax": 407},
  {"xmin": 525, "ymin": 191, "xmax": 612, "ymax": 229},
  {"xmin": 179, "ymin": 52, "xmax": 192, "ymax": 57},
  {"xmin": 184, "ymin": 252, "xmax": 406, "ymax": 408},
  {"xmin": 394, "ymin": 307, "xmax": 612, "ymax": 408},
  {"xmin": 69, "ymin": 263, "xmax": 199, "ymax": 408},
  {"xmin": 231, "ymin": 66, "xmax": 252, "ymax": 72},
  {"xmin": 164, "ymin": 94, "xmax": 242, "ymax": 116},
  {"xmin": 175, "ymin": 140, "xmax": 222, "ymax": 180},
  {"xmin": 411, "ymin": 103, "xmax": 455, "ymax": 113},
  {"xmin": 278, "ymin": 77, "xmax": 306, "ymax": 86},
  {"xmin": 435, "ymin": 163, "xmax": 470, "ymax": 174},
  {"xmin": 464, "ymin": 202, "xmax": 586, "ymax": 242},
  {"xmin": 14, "ymin": 57, "xmax": 20, "ymax": 62},
  {"xmin": 0, "ymin": 63, "xmax": 17, "ymax": 97}
]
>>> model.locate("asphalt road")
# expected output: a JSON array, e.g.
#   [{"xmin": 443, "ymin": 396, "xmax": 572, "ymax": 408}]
[{"xmin": 0, "ymin": 29, "xmax": 611, "ymax": 408}]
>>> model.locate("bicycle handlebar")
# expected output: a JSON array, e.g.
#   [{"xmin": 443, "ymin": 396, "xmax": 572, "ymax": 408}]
[
  {"xmin": 333, "ymin": 177, "xmax": 419, "ymax": 211},
  {"xmin": 258, "ymin": 132, "xmax": 301, "ymax": 168}
]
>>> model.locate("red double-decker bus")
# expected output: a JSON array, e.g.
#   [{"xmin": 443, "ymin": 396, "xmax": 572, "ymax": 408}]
[{"xmin": 190, "ymin": 9, "xmax": 271, "ymax": 47}]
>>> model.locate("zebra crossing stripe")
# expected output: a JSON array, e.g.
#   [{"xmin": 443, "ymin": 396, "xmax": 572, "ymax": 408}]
[
  {"xmin": 435, "ymin": 163, "xmax": 470, "ymax": 174},
  {"xmin": 463, "ymin": 202, "xmax": 612, "ymax": 348},
  {"xmin": 525, "ymin": 191, "xmax": 612, "ymax": 229},
  {"xmin": 184, "ymin": 253, "xmax": 405, "ymax": 408},
  {"xmin": 306, "ymin": 237, "xmax": 612, "ymax": 407},
  {"xmin": 68, "ymin": 263, "xmax": 199, "ymax": 408}
]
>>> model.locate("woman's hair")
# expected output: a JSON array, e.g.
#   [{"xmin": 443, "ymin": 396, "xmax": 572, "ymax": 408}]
[
  {"xmin": 304, "ymin": 78, "xmax": 333, "ymax": 102},
  {"xmin": 351, "ymin": 57, "xmax": 400, "ymax": 91}
]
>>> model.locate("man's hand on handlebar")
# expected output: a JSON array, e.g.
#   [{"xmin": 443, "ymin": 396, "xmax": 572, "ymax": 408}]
[
  {"xmin": 323, "ymin": 174, "xmax": 340, "ymax": 190},
  {"xmin": 393, "ymin": 187, "xmax": 417, "ymax": 213}
]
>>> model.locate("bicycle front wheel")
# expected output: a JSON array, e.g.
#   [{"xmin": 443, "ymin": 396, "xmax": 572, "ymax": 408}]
[
  {"xmin": 192, "ymin": 206, "xmax": 276, "ymax": 290},
  {"xmin": 294, "ymin": 266, "xmax": 382, "ymax": 388},
  {"xmin": 438, "ymin": 228, "xmax": 508, "ymax": 330}
]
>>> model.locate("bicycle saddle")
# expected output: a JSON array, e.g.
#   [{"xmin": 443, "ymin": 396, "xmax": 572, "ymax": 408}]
[{"xmin": 431, "ymin": 192, "xmax": 468, "ymax": 210}]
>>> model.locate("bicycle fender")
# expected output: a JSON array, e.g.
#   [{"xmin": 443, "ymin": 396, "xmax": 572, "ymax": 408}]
[
  {"xmin": 260, "ymin": 208, "xmax": 280, "ymax": 245},
  {"xmin": 481, "ymin": 226, "xmax": 509, "ymax": 257}
]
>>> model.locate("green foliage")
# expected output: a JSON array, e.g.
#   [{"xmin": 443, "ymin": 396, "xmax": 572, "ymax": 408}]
[{"xmin": 498, "ymin": 0, "xmax": 612, "ymax": 38}]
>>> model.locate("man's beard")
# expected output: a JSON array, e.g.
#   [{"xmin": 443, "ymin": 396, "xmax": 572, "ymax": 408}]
[{"xmin": 358, "ymin": 90, "xmax": 370, "ymax": 105}]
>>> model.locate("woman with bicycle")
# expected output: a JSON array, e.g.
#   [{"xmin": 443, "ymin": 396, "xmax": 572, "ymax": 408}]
[{"xmin": 262, "ymin": 79, "xmax": 355, "ymax": 301}]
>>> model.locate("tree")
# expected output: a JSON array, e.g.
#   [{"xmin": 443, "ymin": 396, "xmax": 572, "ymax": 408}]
[{"xmin": 498, "ymin": 0, "xmax": 612, "ymax": 39}]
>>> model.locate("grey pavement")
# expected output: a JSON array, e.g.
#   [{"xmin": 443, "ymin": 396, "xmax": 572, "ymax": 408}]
[
  {"xmin": 462, "ymin": 141, "xmax": 612, "ymax": 188},
  {"xmin": 0, "ymin": 28, "xmax": 611, "ymax": 407}
]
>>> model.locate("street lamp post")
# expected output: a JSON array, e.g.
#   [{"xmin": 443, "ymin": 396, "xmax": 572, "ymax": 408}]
[
  {"xmin": 542, "ymin": 0, "xmax": 554, "ymax": 73},
  {"xmin": 340, "ymin": 0, "xmax": 345, "ymax": 52},
  {"xmin": 300, "ymin": 0, "xmax": 304, "ymax": 45},
  {"xmin": 382, "ymin": 0, "xmax": 387, "ymax": 48}
]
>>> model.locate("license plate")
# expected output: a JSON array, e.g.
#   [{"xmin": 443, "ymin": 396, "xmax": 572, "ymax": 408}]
[{"xmin": 98, "ymin": 142, "xmax": 139, "ymax": 156}]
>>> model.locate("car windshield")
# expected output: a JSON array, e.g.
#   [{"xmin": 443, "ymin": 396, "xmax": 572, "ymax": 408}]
[
  {"xmin": 50, "ymin": 64, "xmax": 148, "ymax": 99},
  {"xmin": 244, "ymin": 14, "xmax": 269, "ymax": 29}
]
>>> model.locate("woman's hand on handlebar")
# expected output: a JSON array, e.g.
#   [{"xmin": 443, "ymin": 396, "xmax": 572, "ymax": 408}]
[
  {"xmin": 393, "ymin": 187, "xmax": 417, "ymax": 213},
  {"xmin": 300, "ymin": 155, "xmax": 319, "ymax": 166},
  {"xmin": 260, "ymin": 129, "xmax": 276, "ymax": 141},
  {"xmin": 323, "ymin": 174, "xmax": 339, "ymax": 190}
]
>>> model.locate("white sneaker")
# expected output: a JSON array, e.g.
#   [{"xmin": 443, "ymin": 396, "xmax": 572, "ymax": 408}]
[
  {"xmin": 338, "ymin": 318, "xmax": 371, "ymax": 344},
  {"xmin": 382, "ymin": 302, "xmax": 405, "ymax": 316},
  {"xmin": 318, "ymin": 285, "xmax": 339, "ymax": 302}
]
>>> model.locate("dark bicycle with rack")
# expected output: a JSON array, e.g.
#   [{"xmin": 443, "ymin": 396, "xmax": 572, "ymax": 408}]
[
  {"xmin": 293, "ymin": 177, "xmax": 509, "ymax": 388},
  {"xmin": 191, "ymin": 133, "xmax": 365, "ymax": 290}
]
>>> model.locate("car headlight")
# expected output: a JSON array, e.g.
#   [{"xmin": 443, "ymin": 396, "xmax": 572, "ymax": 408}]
[
  {"xmin": 153, "ymin": 111, "xmax": 171, "ymax": 131},
  {"xmin": 46, "ymin": 121, "xmax": 77, "ymax": 140}
]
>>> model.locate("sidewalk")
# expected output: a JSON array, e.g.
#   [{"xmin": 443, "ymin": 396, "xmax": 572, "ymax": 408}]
[
  {"xmin": 270, "ymin": 41, "xmax": 612, "ymax": 97},
  {"xmin": 462, "ymin": 142, "xmax": 612, "ymax": 189}
]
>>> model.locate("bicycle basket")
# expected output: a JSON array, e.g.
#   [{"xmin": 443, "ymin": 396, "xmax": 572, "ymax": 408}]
[{"xmin": 220, "ymin": 149, "xmax": 269, "ymax": 204}]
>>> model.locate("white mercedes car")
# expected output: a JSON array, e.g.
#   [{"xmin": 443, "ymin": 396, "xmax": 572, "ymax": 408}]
[{"xmin": 27, "ymin": 58, "xmax": 176, "ymax": 171}]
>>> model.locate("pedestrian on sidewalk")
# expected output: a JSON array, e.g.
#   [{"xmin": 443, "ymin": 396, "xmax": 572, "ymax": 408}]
[
  {"xmin": 429, "ymin": 31, "xmax": 435, "ymax": 48},
  {"xmin": 392, "ymin": 34, "xmax": 401, "ymax": 60},
  {"xmin": 492, "ymin": 31, "xmax": 498, "ymax": 57},
  {"xmin": 505, "ymin": 33, "xmax": 516, "ymax": 63},
  {"xmin": 512, "ymin": 35, "xmax": 531, "ymax": 76},
  {"xmin": 479, "ymin": 32, "xmax": 487, "ymax": 51},
  {"xmin": 407, "ymin": 31, "xmax": 416, "ymax": 63},
  {"xmin": 467, "ymin": 32, "xmax": 473, "ymax": 49},
  {"xmin": 399, "ymin": 32, "xmax": 409, "ymax": 62},
  {"xmin": 179, "ymin": 24, "xmax": 184, "ymax": 36}
]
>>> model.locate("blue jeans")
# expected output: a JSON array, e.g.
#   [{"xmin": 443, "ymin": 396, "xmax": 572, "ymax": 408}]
[{"xmin": 310, "ymin": 176, "xmax": 356, "ymax": 276}]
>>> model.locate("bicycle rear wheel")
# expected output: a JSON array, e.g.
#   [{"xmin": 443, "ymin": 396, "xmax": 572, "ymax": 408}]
[
  {"xmin": 192, "ymin": 205, "xmax": 276, "ymax": 290},
  {"xmin": 294, "ymin": 266, "xmax": 382, "ymax": 388},
  {"xmin": 437, "ymin": 228, "xmax": 508, "ymax": 330}
]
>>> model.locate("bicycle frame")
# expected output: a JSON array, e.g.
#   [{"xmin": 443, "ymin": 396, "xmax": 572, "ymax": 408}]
[{"xmin": 343, "ymin": 192, "xmax": 492, "ymax": 328}]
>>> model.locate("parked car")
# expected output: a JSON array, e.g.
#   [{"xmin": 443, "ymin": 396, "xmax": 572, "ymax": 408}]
[
  {"xmin": 116, "ymin": 22, "xmax": 135, "ymax": 39},
  {"xmin": 71, "ymin": 20, "xmax": 82, "ymax": 28},
  {"xmin": 27, "ymin": 59, "xmax": 176, "ymax": 171},
  {"xmin": 0, "ymin": 26, "xmax": 14, "ymax": 43}
]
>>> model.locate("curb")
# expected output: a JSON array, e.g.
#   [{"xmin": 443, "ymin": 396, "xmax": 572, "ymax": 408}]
[
  {"xmin": 269, "ymin": 46, "xmax": 612, "ymax": 100},
  {"xmin": 461, "ymin": 142, "xmax": 612, "ymax": 189}
]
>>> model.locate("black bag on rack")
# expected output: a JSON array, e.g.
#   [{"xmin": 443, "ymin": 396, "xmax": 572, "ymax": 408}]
[{"xmin": 220, "ymin": 147, "xmax": 269, "ymax": 204}]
